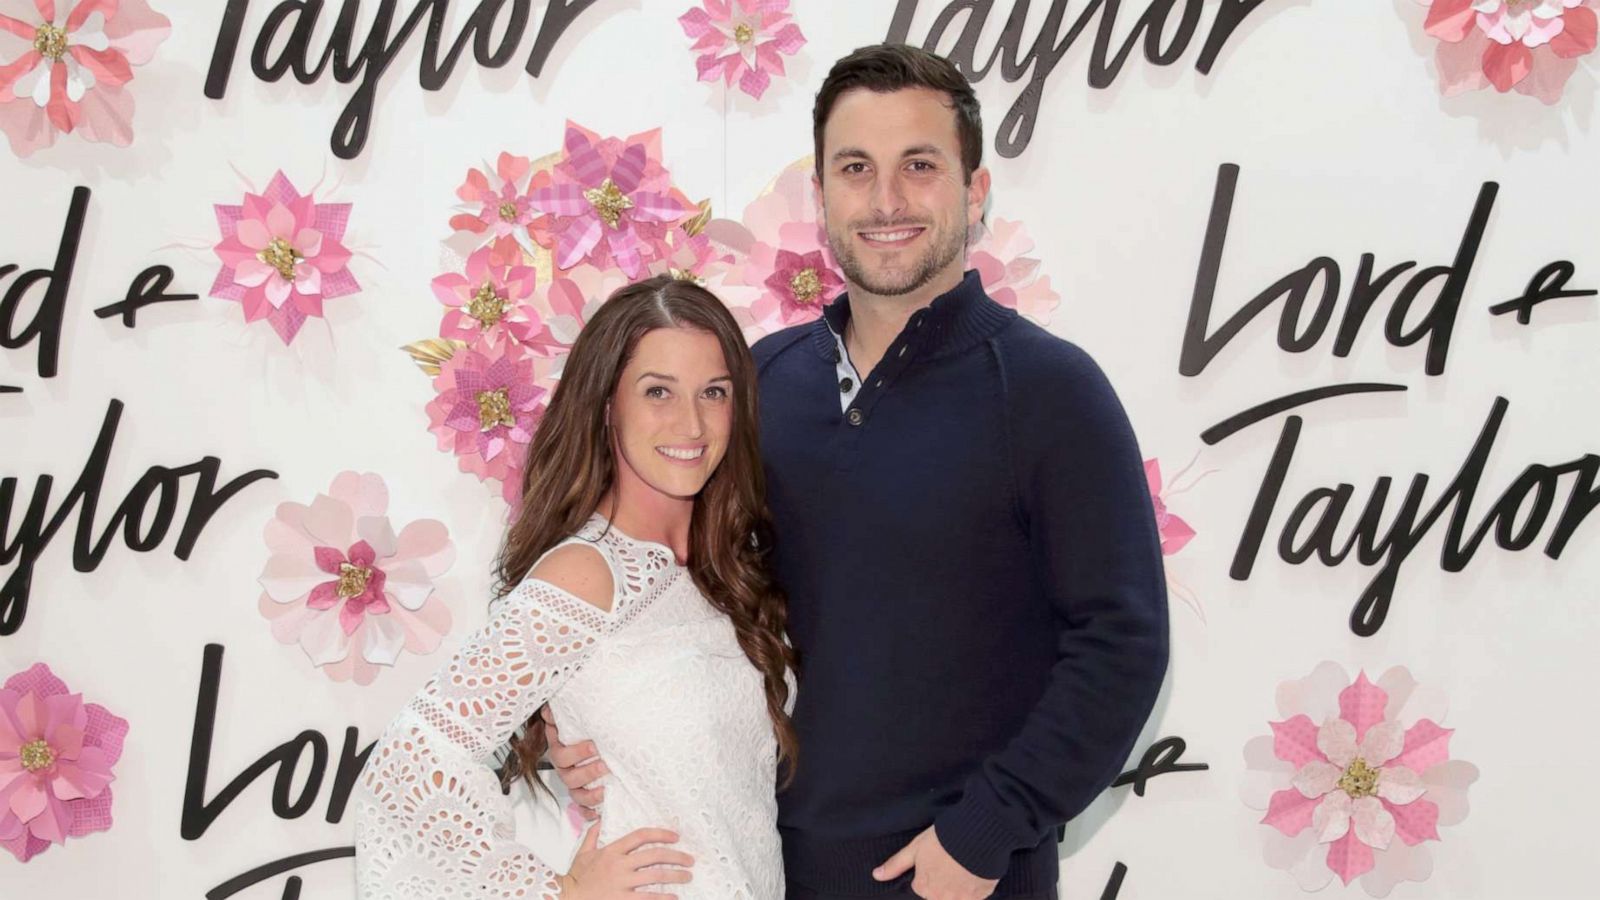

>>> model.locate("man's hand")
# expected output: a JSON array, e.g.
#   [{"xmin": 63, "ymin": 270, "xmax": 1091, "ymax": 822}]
[
  {"xmin": 873, "ymin": 826, "xmax": 998, "ymax": 900},
  {"xmin": 542, "ymin": 709, "xmax": 606, "ymax": 818}
]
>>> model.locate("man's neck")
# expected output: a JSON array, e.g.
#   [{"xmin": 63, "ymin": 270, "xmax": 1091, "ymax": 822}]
[{"xmin": 843, "ymin": 267, "xmax": 964, "ymax": 380}]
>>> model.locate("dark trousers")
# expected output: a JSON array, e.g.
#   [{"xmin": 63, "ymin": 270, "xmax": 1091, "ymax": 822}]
[{"xmin": 787, "ymin": 886, "xmax": 1057, "ymax": 900}]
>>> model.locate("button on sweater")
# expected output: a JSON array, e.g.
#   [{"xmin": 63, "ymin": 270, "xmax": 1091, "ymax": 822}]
[{"xmin": 752, "ymin": 270, "xmax": 1170, "ymax": 897}]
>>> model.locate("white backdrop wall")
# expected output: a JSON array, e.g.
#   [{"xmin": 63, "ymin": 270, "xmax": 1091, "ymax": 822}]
[{"xmin": 2, "ymin": 1, "xmax": 1597, "ymax": 898}]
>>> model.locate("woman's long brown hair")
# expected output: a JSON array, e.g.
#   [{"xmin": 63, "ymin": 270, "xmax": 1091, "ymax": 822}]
[{"xmin": 494, "ymin": 274, "xmax": 797, "ymax": 793}]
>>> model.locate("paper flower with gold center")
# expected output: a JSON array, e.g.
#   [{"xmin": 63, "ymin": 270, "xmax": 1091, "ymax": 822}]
[
  {"xmin": 449, "ymin": 151, "xmax": 549, "ymax": 257},
  {"xmin": 211, "ymin": 170, "xmax": 359, "ymax": 344},
  {"xmin": 425, "ymin": 340, "xmax": 547, "ymax": 487},
  {"xmin": 527, "ymin": 121, "xmax": 694, "ymax": 279},
  {"xmin": 0, "ymin": 0, "xmax": 170, "ymax": 157},
  {"xmin": 679, "ymin": 0, "xmax": 807, "ymax": 100},
  {"xmin": 1242, "ymin": 664, "xmax": 1479, "ymax": 896},
  {"xmin": 0, "ymin": 662, "xmax": 128, "ymax": 862},
  {"xmin": 433, "ymin": 237, "xmax": 561, "ymax": 356},
  {"xmin": 258, "ymin": 472, "xmax": 455, "ymax": 685}
]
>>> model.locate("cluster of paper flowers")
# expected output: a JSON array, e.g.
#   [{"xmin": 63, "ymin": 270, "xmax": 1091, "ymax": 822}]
[
  {"xmin": 1417, "ymin": 0, "xmax": 1598, "ymax": 101},
  {"xmin": 409, "ymin": 125, "xmax": 1062, "ymax": 512},
  {"xmin": 1243, "ymin": 663, "xmax": 1479, "ymax": 897},
  {"xmin": 0, "ymin": 662, "xmax": 127, "ymax": 862}
]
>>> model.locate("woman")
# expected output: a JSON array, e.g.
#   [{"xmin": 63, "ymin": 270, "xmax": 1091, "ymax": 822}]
[{"xmin": 354, "ymin": 276, "xmax": 796, "ymax": 899}]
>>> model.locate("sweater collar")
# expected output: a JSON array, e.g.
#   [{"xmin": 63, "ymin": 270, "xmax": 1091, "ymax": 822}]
[{"xmin": 811, "ymin": 269, "xmax": 1016, "ymax": 361}]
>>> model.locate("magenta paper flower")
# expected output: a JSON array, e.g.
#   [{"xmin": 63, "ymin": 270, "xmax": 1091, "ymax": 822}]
[
  {"xmin": 258, "ymin": 471, "xmax": 455, "ymax": 686},
  {"xmin": 448, "ymin": 151, "xmax": 550, "ymax": 256},
  {"xmin": 0, "ymin": 662, "xmax": 127, "ymax": 863},
  {"xmin": 1418, "ymin": 0, "xmax": 1598, "ymax": 101},
  {"xmin": 211, "ymin": 171, "xmax": 359, "ymax": 345},
  {"xmin": 760, "ymin": 247, "xmax": 845, "ymax": 325},
  {"xmin": 0, "ymin": 0, "xmax": 169, "ymax": 157},
  {"xmin": 969, "ymin": 219, "xmax": 1060, "ymax": 326},
  {"xmin": 678, "ymin": 0, "xmax": 806, "ymax": 100},
  {"xmin": 433, "ymin": 236, "xmax": 560, "ymax": 356},
  {"xmin": 426, "ymin": 339, "xmax": 548, "ymax": 486},
  {"xmin": 1145, "ymin": 455, "xmax": 1212, "ymax": 622},
  {"xmin": 527, "ymin": 122, "xmax": 694, "ymax": 279},
  {"xmin": 1242, "ymin": 664, "xmax": 1479, "ymax": 897}
]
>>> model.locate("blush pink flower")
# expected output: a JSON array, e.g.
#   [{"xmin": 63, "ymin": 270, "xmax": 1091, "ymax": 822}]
[
  {"xmin": 1242, "ymin": 664, "xmax": 1479, "ymax": 897},
  {"xmin": 258, "ymin": 471, "xmax": 455, "ymax": 686},
  {"xmin": 1418, "ymin": 0, "xmax": 1598, "ymax": 101},
  {"xmin": 0, "ymin": 0, "xmax": 170, "ymax": 157},
  {"xmin": 426, "ymin": 340, "xmax": 547, "ymax": 486},
  {"xmin": 678, "ymin": 0, "xmax": 806, "ymax": 100},
  {"xmin": 211, "ymin": 171, "xmax": 359, "ymax": 345},
  {"xmin": 969, "ymin": 219, "xmax": 1061, "ymax": 326},
  {"xmin": 527, "ymin": 122, "xmax": 694, "ymax": 279},
  {"xmin": 433, "ymin": 236, "xmax": 559, "ymax": 356},
  {"xmin": 449, "ymin": 151, "xmax": 550, "ymax": 256},
  {"xmin": 759, "ymin": 248, "xmax": 845, "ymax": 325},
  {"xmin": 0, "ymin": 662, "xmax": 127, "ymax": 863},
  {"xmin": 1144, "ymin": 455, "xmax": 1213, "ymax": 622}
]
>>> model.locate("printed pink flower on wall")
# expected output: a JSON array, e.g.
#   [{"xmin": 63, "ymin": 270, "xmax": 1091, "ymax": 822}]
[
  {"xmin": 433, "ymin": 236, "xmax": 559, "ymax": 356},
  {"xmin": 1242, "ymin": 663, "xmax": 1479, "ymax": 897},
  {"xmin": 1417, "ymin": 0, "xmax": 1599, "ymax": 101},
  {"xmin": 425, "ymin": 339, "xmax": 547, "ymax": 487},
  {"xmin": 527, "ymin": 122, "xmax": 694, "ymax": 279},
  {"xmin": 679, "ymin": 0, "xmax": 806, "ymax": 100},
  {"xmin": 211, "ymin": 171, "xmax": 359, "ymax": 345},
  {"xmin": 258, "ymin": 471, "xmax": 455, "ymax": 686},
  {"xmin": 0, "ymin": 0, "xmax": 170, "ymax": 157},
  {"xmin": 0, "ymin": 662, "xmax": 127, "ymax": 862}
]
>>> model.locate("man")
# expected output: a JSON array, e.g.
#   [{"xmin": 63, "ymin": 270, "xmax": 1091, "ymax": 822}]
[{"xmin": 551, "ymin": 44, "xmax": 1168, "ymax": 900}]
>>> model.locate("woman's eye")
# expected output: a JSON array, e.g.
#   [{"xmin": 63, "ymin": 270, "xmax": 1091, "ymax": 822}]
[
  {"xmin": 703, "ymin": 386, "xmax": 729, "ymax": 400},
  {"xmin": 644, "ymin": 385, "xmax": 668, "ymax": 399}
]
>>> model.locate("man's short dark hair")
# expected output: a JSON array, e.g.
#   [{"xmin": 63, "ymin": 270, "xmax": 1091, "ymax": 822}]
[{"xmin": 812, "ymin": 43, "xmax": 983, "ymax": 185}]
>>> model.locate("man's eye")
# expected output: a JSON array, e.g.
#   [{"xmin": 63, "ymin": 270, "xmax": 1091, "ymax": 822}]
[
  {"xmin": 842, "ymin": 162, "xmax": 867, "ymax": 175},
  {"xmin": 908, "ymin": 160, "xmax": 934, "ymax": 172}
]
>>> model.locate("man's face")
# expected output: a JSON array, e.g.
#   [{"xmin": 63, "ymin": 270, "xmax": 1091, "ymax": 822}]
[{"xmin": 815, "ymin": 87, "xmax": 989, "ymax": 298}]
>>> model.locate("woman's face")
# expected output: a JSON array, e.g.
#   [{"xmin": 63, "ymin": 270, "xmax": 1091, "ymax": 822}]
[{"xmin": 610, "ymin": 326, "xmax": 735, "ymax": 501}]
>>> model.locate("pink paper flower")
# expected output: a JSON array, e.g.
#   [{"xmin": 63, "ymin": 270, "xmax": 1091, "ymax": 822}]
[
  {"xmin": 258, "ymin": 472, "xmax": 455, "ymax": 686},
  {"xmin": 1418, "ymin": 0, "xmax": 1599, "ymax": 101},
  {"xmin": 0, "ymin": 0, "xmax": 170, "ymax": 157},
  {"xmin": 759, "ymin": 247, "xmax": 845, "ymax": 325},
  {"xmin": 211, "ymin": 171, "xmax": 359, "ymax": 345},
  {"xmin": 433, "ymin": 236, "xmax": 560, "ymax": 356},
  {"xmin": 678, "ymin": 0, "xmax": 806, "ymax": 100},
  {"xmin": 448, "ymin": 151, "xmax": 550, "ymax": 255},
  {"xmin": 1243, "ymin": 664, "xmax": 1479, "ymax": 896},
  {"xmin": 0, "ymin": 662, "xmax": 127, "ymax": 863},
  {"xmin": 1144, "ymin": 455, "xmax": 1213, "ymax": 622},
  {"xmin": 426, "ymin": 339, "xmax": 548, "ymax": 487},
  {"xmin": 969, "ymin": 219, "xmax": 1061, "ymax": 326},
  {"xmin": 527, "ymin": 122, "xmax": 694, "ymax": 279}
]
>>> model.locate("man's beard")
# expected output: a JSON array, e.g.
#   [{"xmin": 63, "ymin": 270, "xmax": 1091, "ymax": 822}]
[{"xmin": 829, "ymin": 216, "xmax": 967, "ymax": 297}]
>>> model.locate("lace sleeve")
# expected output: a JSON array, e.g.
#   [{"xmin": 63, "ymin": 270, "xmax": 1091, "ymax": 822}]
[{"xmin": 354, "ymin": 571, "xmax": 617, "ymax": 899}]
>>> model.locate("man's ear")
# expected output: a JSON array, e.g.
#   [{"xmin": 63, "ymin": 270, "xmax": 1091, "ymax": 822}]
[
  {"xmin": 812, "ymin": 170, "xmax": 826, "ymax": 225},
  {"xmin": 966, "ymin": 166, "xmax": 991, "ymax": 227}
]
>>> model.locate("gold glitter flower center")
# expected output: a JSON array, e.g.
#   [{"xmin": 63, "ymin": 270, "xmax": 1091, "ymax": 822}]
[
  {"xmin": 789, "ymin": 268, "xmax": 823, "ymax": 305},
  {"xmin": 468, "ymin": 282, "xmax": 508, "ymax": 328},
  {"xmin": 257, "ymin": 238, "xmax": 303, "ymax": 281},
  {"xmin": 337, "ymin": 562, "xmax": 373, "ymax": 599},
  {"xmin": 1338, "ymin": 757, "xmax": 1380, "ymax": 799},
  {"xmin": 668, "ymin": 267, "xmax": 705, "ymax": 285},
  {"xmin": 733, "ymin": 23, "xmax": 755, "ymax": 45},
  {"xmin": 33, "ymin": 23, "xmax": 67, "ymax": 62},
  {"xmin": 498, "ymin": 201, "xmax": 519, "ymax": 222},
  {"xmin": 477, "ymin": 387, "xmax": 515, "ymax": 431},
  {"xmin": 584, "ymin": 178, "xmax": 634, "ymax": 229},
  {"xmin": 20, "ymin": 738, "xmax": 55, "ymax": 772}
]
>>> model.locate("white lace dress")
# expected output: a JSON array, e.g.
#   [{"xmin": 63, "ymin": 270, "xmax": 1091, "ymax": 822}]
[{"xmin": 354, "ymin": 516, "xmax": 784, "ymax": 899}]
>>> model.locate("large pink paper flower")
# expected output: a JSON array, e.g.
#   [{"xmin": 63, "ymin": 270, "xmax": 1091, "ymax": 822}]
[
  {"xmin": 211, "ymin": 171, "xmax": 359, "ymax": 345},
  {"xmin": 426, "ymin": 339, "xmax": 548, "ymax": 487},
  {"xmin": 527, "ymin": 122, "xmax": 694, "ymax": 279},
  {"xmin": 679, "ymin": 0, "xmax": 806, "ymax": 100},
  {"xmin": 969, "ymin": 219, "xmax": 1060, "ymax": 326},
  {"xmin": 0, "ymin": 662, "xmax": 127, "ymax": 862},
  {"xmin": 1418, "ymin": 0, "xmax": 1599, "ymax": 101},
  {"xmin": 0, "ymin": 0, "xmax": 169, "ymax": 157},
  {"xmin": 1243, "ymin": 664, "xmax": 1479, "ymax": 897},
  {"xmin": 433, "ymin": 236, "xmax": 560, "ymax": 356},
  {"xmin": 258, "ymin": 471, "xmax": 455, "ymax": 686}
]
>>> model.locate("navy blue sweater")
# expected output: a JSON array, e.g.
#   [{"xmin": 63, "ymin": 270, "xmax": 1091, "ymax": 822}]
[{"xmin": 752, "ymin": 271, "xmax": 1169, "ymax": 896}]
